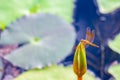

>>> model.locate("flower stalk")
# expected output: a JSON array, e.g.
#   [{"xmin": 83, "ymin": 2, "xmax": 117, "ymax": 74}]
[{"xmin": 73, "ymin": 28, "xmax": 99, "ymax": 80}]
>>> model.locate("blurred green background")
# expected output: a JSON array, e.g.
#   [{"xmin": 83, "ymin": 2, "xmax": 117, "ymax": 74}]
[{"xmin": 0, "ymin": 0, "xmax": 120, "ymax": 80}]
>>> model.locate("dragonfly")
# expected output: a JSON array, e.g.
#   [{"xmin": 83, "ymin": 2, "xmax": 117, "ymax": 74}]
[{"xmin": 73, "ymin": 28, "xmax": 99, "ymax": 80}]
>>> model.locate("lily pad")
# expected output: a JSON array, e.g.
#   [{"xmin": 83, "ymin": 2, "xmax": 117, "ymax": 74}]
[
  {"xmin": 0, "ymin": 14, "xmax": 76, "ymax": 69},
  {"xmin": 108, "ymin": 34, "xmax": 120, "ymax": 54},
  {"xmin": 36, "ymin": 0, "xmax": 74, "ymax": 22},
  {"xmin": 15, "ymin": 65, "xmax": 96, "ymax": 80},
  {"xmin": 97, "ymin": 0, "xmax": 120, "ymax": 13},
  {"xmin": 108, "ymin": 64, "xmax": 120, "ymax": 80},
  {"xmin": 0, "ymin": 0, "xmax": 32, "ymax": 26},
  {"xmin": 0, "ymin": 0, "xmax": 73, "ymax": 27}
]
